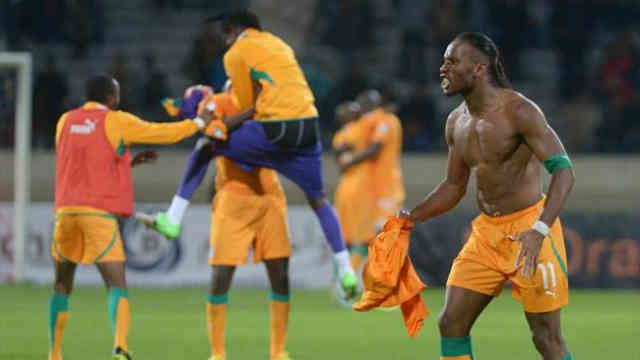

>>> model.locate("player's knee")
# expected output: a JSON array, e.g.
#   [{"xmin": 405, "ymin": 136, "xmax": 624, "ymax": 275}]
[
  {"xmin": 438, "ymin": 310, "xmax": 464, "ymax": 336},
  {"xmin": 531, "ymin": 326, "xmax": 563, "ymax": 354}
]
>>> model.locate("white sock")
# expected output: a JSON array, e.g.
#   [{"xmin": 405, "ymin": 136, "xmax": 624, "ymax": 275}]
[
  {"xmin": 334, "ymin": 250, "xmax": 354, "ymax": 277},
  {"xmin": 166, "ymin": 195, "xmax": 189, "ymax": 225}
]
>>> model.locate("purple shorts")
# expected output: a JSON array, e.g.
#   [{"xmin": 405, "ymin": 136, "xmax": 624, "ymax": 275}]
[{"xmin": 212, "ymin": 120, "xmax": 325, "ymax": 199}]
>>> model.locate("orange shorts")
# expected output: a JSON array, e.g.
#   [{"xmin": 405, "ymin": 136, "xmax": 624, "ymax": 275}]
[
  {"xmin": 51, "ymin": 207, "xmax": 125, "ymax": 264},
  {"xmin": 447, "ymin": 198, "xmax": 569, "ymax": 313},
  {"xmin": 334, "ymin": 181, "xmax": 374, "ymax": 245},
  {"xmin": 209, "ymin": 191, "xmax": 291, "ymax": 266}
]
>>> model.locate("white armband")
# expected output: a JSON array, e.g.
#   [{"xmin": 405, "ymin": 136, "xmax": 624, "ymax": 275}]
[
  {"xmin": 192, "ymin": 116, "xmax": 206, "ymax": 129},
  {"xmin": 532, "ymin": 220, "xmax": 550, "ymax": 237}
]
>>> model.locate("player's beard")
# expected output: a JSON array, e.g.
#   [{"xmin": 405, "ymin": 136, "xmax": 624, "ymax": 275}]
[{"xmin": 443, "ymin": 77, "xmax": 472, "ymax": 97}]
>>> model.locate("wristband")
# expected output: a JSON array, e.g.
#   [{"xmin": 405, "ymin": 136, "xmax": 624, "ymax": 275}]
[{"xmin": 532, "ymin": 220, "xmax": 550, "ymax": 237}]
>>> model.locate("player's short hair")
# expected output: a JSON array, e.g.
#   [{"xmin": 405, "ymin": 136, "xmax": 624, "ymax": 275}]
[
  {"xmin": 455, "ymin": 32, "xmax": 511, "ymax": 89},
  {"xmin": 204, "ymin": 9, "xmax": 261, "ymax": 32},
  {"xmin": 85, "ymin": 74, "xmax": 117, "ymax": 103}
]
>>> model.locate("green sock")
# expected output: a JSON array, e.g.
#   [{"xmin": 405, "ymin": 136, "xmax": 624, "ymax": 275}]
[
  {"xmin": 108, "ymin": 287, "xmax": 128, "ymax": 334},
  {"xmin": 207, "ymin": 293, "xmax": 229, "ymax": 305},
  {"xmin": 441, "ymin": 336, "xmax": 473, "ymax": 359},
  {"xmin": 48, "ymin": 293, "xmax": 69, "ymax": 347}
]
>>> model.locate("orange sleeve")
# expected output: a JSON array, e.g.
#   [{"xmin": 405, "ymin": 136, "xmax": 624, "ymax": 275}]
[
  {"xmin": 55, "ymin": 112, "xmax": 70, "ymax": 146},
  {"xmin": 105, "ymin": 110, "xmax": 199, "ymax": 149},
  {"xmin": 223, "ymin": 45, "xmax": 254, "ymax": 111}
]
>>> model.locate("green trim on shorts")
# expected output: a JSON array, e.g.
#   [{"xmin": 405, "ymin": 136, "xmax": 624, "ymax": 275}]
[
  {"xmin": 93, "ymin": 228, "xmax": 118, "ymax": 263},
  {"xmin": 549, "ymin": 235, "xmax": 568, "ymax": 277},
  {"xmin": 542, "ymin": 153, "xmax": 573, "ymax": 174},
  {"xmin": 52, "ymin": 223, "xmax": 72, "ymax": 263}
]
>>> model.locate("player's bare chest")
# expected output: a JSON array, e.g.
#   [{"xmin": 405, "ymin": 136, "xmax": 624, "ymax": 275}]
[{"xmin": 454, "ymin": 113, "xmax": 516, "ymax": 166}]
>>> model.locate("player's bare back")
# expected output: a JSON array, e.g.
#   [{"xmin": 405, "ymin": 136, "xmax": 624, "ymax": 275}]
[{"xmin": 451, "ymin": 89, "xmax": 543, "ymax": 217}]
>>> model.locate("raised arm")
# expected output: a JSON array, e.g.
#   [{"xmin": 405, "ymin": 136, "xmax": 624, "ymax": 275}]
[
  {"xmin": 110, "ymin": 111, "xmax": 201, "ymax": 146},
  {"xmin": 402, "ymin": 109, "xmax": 470, "ymax": 224},
  {"xmin": 510, "ymin": 97, "xmax": 575, "ymax": 278}
]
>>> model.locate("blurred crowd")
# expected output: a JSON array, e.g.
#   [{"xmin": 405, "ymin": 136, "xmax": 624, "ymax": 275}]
[{"xmin": 0, "ymin": 0, "xmax": 638, "ymax": 152}]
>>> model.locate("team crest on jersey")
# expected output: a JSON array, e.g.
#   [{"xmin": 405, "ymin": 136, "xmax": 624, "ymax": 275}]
[{"xmin": 70, "ymin": 119, "xmax": 97, "ymax": 135}]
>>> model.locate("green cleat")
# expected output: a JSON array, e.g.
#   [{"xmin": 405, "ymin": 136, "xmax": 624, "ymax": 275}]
[
  {"xmin": 135, "ymin": 212, "xmax": 181, "ymax": 239},
  {"xmin": 113, "ymin": 347, "xmax": 132, "ymax": 360},
  {"xmin": 152, "ymin": 212, "xmax": 181, "ymax": 239},
  {"xmin": 340, "ymin": 271, "xmax": 358, "ymax": 300}
]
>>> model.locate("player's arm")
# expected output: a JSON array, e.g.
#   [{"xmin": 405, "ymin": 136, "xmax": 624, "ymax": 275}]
[
  {"xmin": 339, "ymin": 118, "xmax": 390, "ymax": 170},
  {"xmin": 510, "ymin": 98, "xmax": 575, "ymax": 278},
  {"xmin": 401, "ymin": 109, "xmax": 470, "ymax": 224},
  {"xmin": 513, "ymin": 99, "xmax": 575, "ymax": 229},
  {"xmin": 112, "ymin": 111, "xmax": 201, "ymax": 146},
  {"xmin": 223, "ymin": 46, "xmax": 254, "ymax": 112},
  {"xmin": 339, "ymin": 142, "xmax": 381, "ymax": 170}
]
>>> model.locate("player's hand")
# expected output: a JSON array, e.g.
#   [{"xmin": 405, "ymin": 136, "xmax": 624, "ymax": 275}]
[
  {"xmin": 397, "ymin": 209, "xmax": 411, "ymax": 220},
  {"xmin": 337, "ymin": 151, "xmax": 354, "ymax": 171},
  {"xmin": 130, "ymin": 150, "xmax": 158, "ymax": 167},
  {"xmin": 509, "ymin": 230, "xmax": 545, "ymax": 279},
  {"xmin": 198, "ymin": 101, "xmax": 219, "ymax": 127}
]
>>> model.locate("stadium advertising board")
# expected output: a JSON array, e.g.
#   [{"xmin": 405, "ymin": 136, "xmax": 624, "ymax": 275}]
[{"xmin": 0, "ymin": 203, "xmax": 638, "ymax": 289}]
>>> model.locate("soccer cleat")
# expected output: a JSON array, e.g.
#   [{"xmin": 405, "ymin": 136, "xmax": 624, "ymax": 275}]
[
  {"xmin": 113, "ymin": 347, "xmax": 132, "ymax": 360},
  {"xmin": 339, "ymin": 271, "xmax": 358, "ymax": 300},
  {"xmin": 208, "ymin": 356, "xmax": 224, "ymax": 360},
  {"xmin": 273, "ymin": 351, "xmax": 292, "ymax": 360},
  {"xmin": 135, "ymin": 212, "xmax": 181, "ymax": 239}
]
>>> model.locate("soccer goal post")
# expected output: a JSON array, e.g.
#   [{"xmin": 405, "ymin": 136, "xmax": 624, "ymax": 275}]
[{"xmin": 0, "ymin": 52, "xmax": 33, "ymax": 282}]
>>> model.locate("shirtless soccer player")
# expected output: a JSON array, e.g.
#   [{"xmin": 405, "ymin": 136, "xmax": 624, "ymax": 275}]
[{"xmin": 399, "ymin": 33, "xmax": 575, "ymax": 360}]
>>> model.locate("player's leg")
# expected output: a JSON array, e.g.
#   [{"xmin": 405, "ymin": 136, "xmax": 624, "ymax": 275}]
[
  {"xmin": 264, "ymin": 258, "xmax": 290, "ymax": 360},
  {"xmin": 438, "ymin": 286, "xmax": 493, "ymax": 359},
  {"xmin": 138, "ymin": 136, "xmax": 214, "ymax": 238},
  {"xmin": 206, "ymin": 266, "xmax": 236, "ymax": 360},
  {"xmin": 525, "ymin": 310, "xmax": 571, "ymax": 360},
  {"xmin": 207, "ymin": 121, "xmax": 357, "ymax": 296},
  {"xmin": 48, "ymin": 260, "xmax": 76, "ymax": 360},
  {"xmin": 96, "ymin": 261, "xmax": 131, "ymax": 360}
]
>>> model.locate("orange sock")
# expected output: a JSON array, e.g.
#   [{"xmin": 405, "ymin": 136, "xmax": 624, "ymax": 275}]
[
  {"xmin": 108, "ymin": 287, "xmax": 130, "ymax": 352},
  {"xmin": 269, "ymin": 292, "xmax": 290, "ymax": 360},
  {"xmin": 440, "ymin": 356, "xmax": 472, "ymax": 360},
  {"xmin": 206, "ymin": 294, "xmax": 228, "ymax": 359},
  {"xmin": 48, "ymin": 293, "xmax": 69, "ymax": 360}
]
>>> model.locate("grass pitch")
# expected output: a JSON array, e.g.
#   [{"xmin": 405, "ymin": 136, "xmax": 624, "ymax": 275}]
[{"xmin": 1, "ymin": 285, "xmax": 638, "ymax": 359}]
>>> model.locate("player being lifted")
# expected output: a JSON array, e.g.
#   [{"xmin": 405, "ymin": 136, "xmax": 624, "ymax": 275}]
[
  {"xmin": 144, "ymin": 10, "xmax": 358, "ymax": 297},
  {"xmin": 399, "ymin": 33, "xmax": 575, "ymax": 360}
]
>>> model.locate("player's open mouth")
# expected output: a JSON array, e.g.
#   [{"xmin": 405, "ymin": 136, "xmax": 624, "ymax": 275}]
[{"xmin": 441, "ymin": 78, "xmax": 450, "ymax": 90}]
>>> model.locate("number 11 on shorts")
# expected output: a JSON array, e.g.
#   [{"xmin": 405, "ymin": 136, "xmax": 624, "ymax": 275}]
[{"xmin": 537, "ymin": 261, "xmax": 557, "ymax": 292}]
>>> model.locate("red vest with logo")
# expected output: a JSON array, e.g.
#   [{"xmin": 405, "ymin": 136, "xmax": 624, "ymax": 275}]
[{"xmin": 55, "ymin": 107, "xmax": 134, "ymax": 216}]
